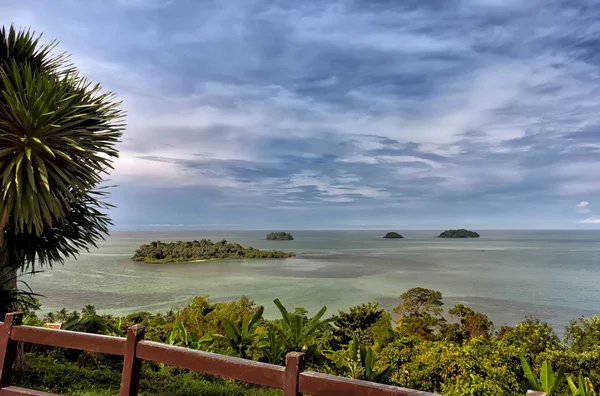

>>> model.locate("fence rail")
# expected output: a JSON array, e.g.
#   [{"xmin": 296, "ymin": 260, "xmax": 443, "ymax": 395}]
[{"xmin": 0, "ymin": 312, "xmax": 440, "ymax": 396}]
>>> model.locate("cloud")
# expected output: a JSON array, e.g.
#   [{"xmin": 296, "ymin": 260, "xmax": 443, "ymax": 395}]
[
  {"xmin": 576, "ymin": 201, "xmax": 590, "ymax": 214},
  {"xmin": 3, "ymin": 0, "xmax": 600, "ymax": 228},
  {"xmin": 578, "ymin": 218, "xmax": 600, "ymax": 224}
]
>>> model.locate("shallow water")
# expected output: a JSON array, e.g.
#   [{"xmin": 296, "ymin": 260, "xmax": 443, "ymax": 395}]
[{"xmin": 25, "ymin": 230, "xmax": 600, "ymax": 333}]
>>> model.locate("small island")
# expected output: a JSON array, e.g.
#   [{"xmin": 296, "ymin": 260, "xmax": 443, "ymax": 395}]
[
  {"xmin": 438, "ymin": 229, "xmax": 480, "ymax": 238},
  {"xmin": 266, "ymin": 232, "xmax": 294, "ymax": 241},
  {"xmin": 132, "ymin": 239, "xmax": 295, "ymax": 264},
  {"xmin": 383, "ymin": 232, "xmax": 404, "ymax": 239}
]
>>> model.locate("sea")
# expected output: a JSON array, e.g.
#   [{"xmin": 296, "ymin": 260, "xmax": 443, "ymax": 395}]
[{"xmin": 25, "ymin": 230, "xmax": 600, "ymax": 334}]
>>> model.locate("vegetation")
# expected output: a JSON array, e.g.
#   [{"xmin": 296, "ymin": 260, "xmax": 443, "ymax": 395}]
[
  {"xmin": 131, "ymin": 240, "xmax": 295, "ymax": 263},
  {"xmin": 383, "ymin": 232, "xmax": 403, "ymax": 239},
  {"xmin": 438, "ymin": 229, "xmax": 480, "ymax": 238},
  {"xmin": 15, "ymin": 288, "xmax": 600, "ymax": 395},
  {"xmin": 265, "ymin": 232, "xmax": 294, "ymax": 241},
  {"xmin": 0, "ymin": 24, "xmax": 123, "ymax": 326}
]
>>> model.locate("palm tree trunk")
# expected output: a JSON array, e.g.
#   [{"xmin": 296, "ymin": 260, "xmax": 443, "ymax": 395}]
[{"xmin": 0, "ymin": 210, "xmax": 25, "ymax": 371}]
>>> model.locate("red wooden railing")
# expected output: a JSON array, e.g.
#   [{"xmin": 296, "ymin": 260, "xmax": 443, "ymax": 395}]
[{"xmin": 0, "ymin": 312, "xmax": 440, "ymax": 396}]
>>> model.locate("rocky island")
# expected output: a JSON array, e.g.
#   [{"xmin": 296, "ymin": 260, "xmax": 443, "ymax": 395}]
[
  {"xmin": 266, "ymin": 232, "xmax": 294, "ymax": 240},
  {"xmin": 438, "ymin": 229, "xmax": 480, "ymax": 238},
  {"xmin": 383, "ymin": 232, "xmax": 404, "ymax": 239},
  {"xmin": 132, "ymin": 239, "xmax": 295, "ymax": 263}
]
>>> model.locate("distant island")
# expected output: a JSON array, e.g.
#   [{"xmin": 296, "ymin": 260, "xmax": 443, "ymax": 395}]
[
  {"xmin": 266, "ymin": 232, "xmax": 294, "ymax": 240},
  {"xmin": 383, "ymin": 232, "xmax": 404, "ymax": 239},
  {"xmin": 132, "ymin": 239, "xmax": 295, "ymax": 263},
  {"xmin": 438, "ymin": 229, "xmax": 480, "ymax": 238}
]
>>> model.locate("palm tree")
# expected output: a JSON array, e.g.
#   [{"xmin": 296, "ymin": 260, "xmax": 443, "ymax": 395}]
[
  {"xmin": 81, "ymin": 304, "xmax": 96, "ymax": 316},
  {"xmin": 0, "ymin": 25, "xmax": 123, "ymax": 370},
  {"xmin": 0, "ymin": 25, "xmax": 123, "ymax": 293}
]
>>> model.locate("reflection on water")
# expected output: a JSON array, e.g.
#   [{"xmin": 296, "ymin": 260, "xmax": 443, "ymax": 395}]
[{"xmin": 25, "ymin": 230, "xmax": 600, "ymax": 333}]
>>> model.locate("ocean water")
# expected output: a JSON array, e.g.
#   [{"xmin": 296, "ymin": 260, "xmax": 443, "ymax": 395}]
[{"xmin": 25, "ymin": 230, "xmax": 600, "ymax": 333}]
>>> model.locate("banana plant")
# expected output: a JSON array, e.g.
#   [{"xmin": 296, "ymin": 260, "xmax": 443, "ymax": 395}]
[
  {"xmin": 325, "ymin": 336, "xmax": 392, "ymax": 382},
  {"xmin": 215, "ymin": 306, "xmax": 264, "ymax": 359},
  {"xmin": 166, "ymin": 314, "xmax": 188, "ymax": 346},
  {"xmin": 259, "ymin": 325, "xmax": 285, "ymax": 365},
  {"xmin": 520, "ymin": 357, "xmax": 565, "ymax": 396},
  {"xmin": 273, "ymin": 298, "xmax": 332, "ymax": 357},
  {"xmin": 568, "ymin": 374, "xmax": 596, "ymax": 396}
]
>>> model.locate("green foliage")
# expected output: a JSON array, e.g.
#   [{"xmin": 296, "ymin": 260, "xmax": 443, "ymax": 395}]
[
  {"xmin": 325, "ymin": 336, "xmax": 392, "ymax": 382},
  {"xmin": 438, "ymin": 229, "xmax": 480, "ymax": 238},
  {"xmin": 62, "ymin": 308, "xmax": 121, "ymax": 336},
  {"xmin": 273, "ymin": 298, "xmax": 332, "ymax": 357},
  {"xmin": 332, "ymin": 302, "xmax": 387, "ymax": 348},
  {"xmin": 180, "ymin": 296, "xmax": 258, "ymax": 338},
  {"xmin": 394, "ymin": 287, "xmax": 445, "ymax": 339},
  {"xmin": 215, "ymin": 306, "xmax": 264, "ymax": 359},
  {"xmin": 568, "ymin": 374, "xmax": 597, "ymax": 396},
  {"xmin": 0, "ymin": 25, "xmax": 123, "ymax": 276},
  {"xmin": 497, "ymin": 317, "xmax": 561, "ymax": 359},
  {"xmin": 15, "ymin": 353, "xmax": 281, "ymax": 396},
  {"xmin": 447, "ymin": 304, "xmax": 493, "ymax": 341},
  {"xmin": 132, "ymin": 240, "xmax": 295, "ymax": 263},
  {"xmin": 520, "ymin": 357, "xmax": 565, "ymax": 395},
  {"xmin": 265, "ymin": 232, "xmax": 294, "ymax": 240},
  {"xmin": 10, "ymin": 289, "xmax": 600, "ymax": 396},
  {"xmin": 383, "ymin": 232, "xmax": 403, "ymax": 239}
]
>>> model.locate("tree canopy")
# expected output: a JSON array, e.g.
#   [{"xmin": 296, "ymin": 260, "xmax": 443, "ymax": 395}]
[
  {"xmin": 131, "ymin": 239, "xmax": 295, "ymax": 263},
  {"xmin": 383, "ymin": 232, "xmax": 403, "ymax": 239},
  {"xmin": 0, "ymin": 25, "xmax": 123, "ymax": 274},
  {"xmin": 266, "ymin": 232, "xmax": 294, "ymax": 240},
  {"xmin": 438, "ymin": 229, "xmax": 480, "ymax": 238}
]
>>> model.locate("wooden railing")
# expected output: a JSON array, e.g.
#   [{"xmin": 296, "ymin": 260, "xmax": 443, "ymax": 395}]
[{"xmin": 0, "ymin": 312, "xmax": 439, "ymax": 396}]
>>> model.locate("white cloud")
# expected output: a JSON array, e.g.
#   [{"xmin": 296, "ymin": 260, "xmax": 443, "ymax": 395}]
[
  {"xmin": 578, "ymin": 217, "xmax": 600, "ymax": 224},
  {"xmin": 576, "ymin": 201, "xmax": 590, "ymax": 214}
]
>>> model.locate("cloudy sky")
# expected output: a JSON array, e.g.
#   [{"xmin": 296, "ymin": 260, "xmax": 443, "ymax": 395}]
[{"xmin": 3, "ymin": 0, "xmax": 600, "ymax": 229}]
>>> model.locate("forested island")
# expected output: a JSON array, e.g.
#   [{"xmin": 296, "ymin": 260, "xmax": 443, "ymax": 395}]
[
  {"xmin": 383, "ymin": 232, "xmax": 404, "ymax": 239},
  {"xmin": 266, "ymin": 232, "xmax": 294, "ymax": 240},
  {"xmin": 131, "ymin": 239, "xmax": 295, "ymax": 263},
  {"xmin": 438, "ymin": 229, "xmax": 480, "ymax": 238}
]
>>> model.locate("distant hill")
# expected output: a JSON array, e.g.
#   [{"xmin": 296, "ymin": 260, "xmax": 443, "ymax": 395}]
[
  {"xmin": 132, "ymin": 239, "xmax": 295, "ymax": 263},
  {"xmin": 266, "ymin": 232, "xmax": 294, "ymax": 240},
  {"xmin": 438, "ymin": 229, "xmax": 480, "ymax": 238},
  {"xmin": 383, "ymin": 232, "xmax": 404, "ymax": 239}
]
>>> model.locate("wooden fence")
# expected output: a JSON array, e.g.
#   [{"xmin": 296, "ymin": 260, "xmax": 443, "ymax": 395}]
[{"xmin": 0, "ymin": 312, "xmax": 439, "ymax": 396}]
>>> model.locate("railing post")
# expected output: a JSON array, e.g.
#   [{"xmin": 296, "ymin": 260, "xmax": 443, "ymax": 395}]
[
  {"xmin": 0, "ymin": 313, "xmax": 22, "ymax": 387},
  {"xmin": 526, "ymin": 391, "xmax": 546, "ymax": 396},
  {"xmin": 120, "ymin": 325, "xmax": 145, "ymax": 396},
  {"xmin": 284, "ymin": 352, "xmax": 305, "ymax": 396}
]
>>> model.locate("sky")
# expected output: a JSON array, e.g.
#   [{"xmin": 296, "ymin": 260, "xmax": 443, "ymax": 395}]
[{"xmin": 2, "ymin": 0, "xmax": 600, "ymax": 230}]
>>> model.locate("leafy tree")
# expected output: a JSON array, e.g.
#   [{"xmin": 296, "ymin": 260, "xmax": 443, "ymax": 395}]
[
  {"xmin": 332, "ymin": 302, "xmax": 385, "ymax": 348},
  {"xmin": 393, "ymin": 287, "xmax": 445, "ymax": 339},
  {"xmin": 0, "ymin": 25, "xmax": 123, "ymax": 324},
  {"xmin": 497, "ymin": 317, "xmax": 561, "ymax": 360},
  {"xmin": 447, "ymin": 304, "xmax": 493, "ymax": 341}
]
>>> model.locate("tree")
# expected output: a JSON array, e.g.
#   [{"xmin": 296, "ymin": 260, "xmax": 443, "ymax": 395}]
[
  {"xmin": 332, "ymin": 302, "xmax": 385, "ymax": 348},
  {"xmin": 0, "ymin": 25, "xmax": 123, "ymax": 272},
  {"xmin": 447, "ymin": 304, "xmax": 493, "ymax": 341},
  {"xmin": 393, "ymin": 288, "xmax": 445, "ymax": 339}
]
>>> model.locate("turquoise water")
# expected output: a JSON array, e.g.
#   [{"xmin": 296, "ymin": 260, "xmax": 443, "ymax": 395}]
[{"xmin": 25, "ymin": 230, "xmax": 600, "ymax": 333}]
